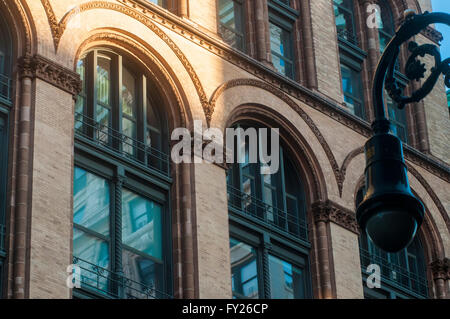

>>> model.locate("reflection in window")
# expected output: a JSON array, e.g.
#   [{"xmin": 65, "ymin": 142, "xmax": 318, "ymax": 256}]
[
  {"xmin": 148, "ymin": 0, "xmax": 167, "ymax": 8},
  {"xmin": 230, "ymin": 238, "xmax": 259, "ymax": 299},
  {"xmin": 387, "ymin": 95, "xmax": 408, "ymax": 143},
  {"xmin": 269, "ymin": 22, "xmax": 294, "ymax": 79},
  {"xmin": 122, "ymin": 189, "xmax": 162, "ymax": 259},
  {"xmin": 219, "ymin": 0, "xmax": 246, "ymax": 51},
  {"xmin": 73, "ymin": 167, "xmax": 111, "ymax": 291},
  {"xmin": 269, "ymin": 255, "xmax": 305, "ymax": 299},
  {"xmin": 359, "ymin": 232, "xmax": 428, "ymax": 298},
  {"xmin": 334, "ymin": 0, "xmax": 357, "ymax": 45},
  {"xmin": 341, "ymin": 64, "xmax": 365, "ymax": 118},
  {"xmin": 377, "ymin": 0, "xmax": 395, "ymax": 53}
]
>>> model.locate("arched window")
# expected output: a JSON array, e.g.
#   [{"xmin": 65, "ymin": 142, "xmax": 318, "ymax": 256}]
[
  {"xmin": 73, "ymin": 49, "xmax": 172, "ymax": 299},
  {"xmin": 357, "ymin": 189, "xmax": 428, "ymax": 298},
  {"xmin": 227, "ymin": 123, "xmax": 311, "ymax": 299},
  {"xmin": 75, "ymin": 49, "xmax": 169, "ymax": 175},
  {"xmin": 0, "ymin": 12, "xmax": 12, "ymax": 299}
]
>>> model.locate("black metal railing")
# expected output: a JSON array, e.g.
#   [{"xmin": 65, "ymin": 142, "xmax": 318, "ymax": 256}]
[
  {"xmin": 337, "ymin": 29, "xmax": 359, "ymax": 46},
  {"xmin": 72, "ymin": 256, "xmax": 172, "ymax": 299},
  {"xmin": 74, "ymin": 112, "xmax": 170, "ymax": 176},
  {"xmin": 227, "ymin": 184, "xmax": 308, "ymax": 241},
  {"xmin": 359, "ymin": 247, "xmax": 428, "ymax": 298},
  {"xmin": 0, "ymin": 74, "xmax": 12, "ymax": 103}
]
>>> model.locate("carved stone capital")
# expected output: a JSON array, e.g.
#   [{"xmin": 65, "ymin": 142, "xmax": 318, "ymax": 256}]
[
  {"xmin": 312, "ymin": 200, "xmax": 359, "ymax": 234},
  {"xmin": 17, "ymin": 54, "xmax": 82, "ymax": 98},
  {"xmin": 430, "ymin": 258, "xmax": 450, "ymax": 280}
]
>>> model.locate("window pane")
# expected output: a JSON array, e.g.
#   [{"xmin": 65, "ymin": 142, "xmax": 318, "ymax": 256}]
[
  {"xmin": 97, "ymin": 56, "xmax": 111, "ymax": 105},
  {"xmin": 122, "ymin": 66, "xmax": 136, "ymax": 118},
  {"xmin": 219, "ymin": 0, "xmax": 245, "ymax": 51},
  {"xmin": 334, "ymin": 0, "xmax": 357, "ymax": 44},
  {"xmin": 230, "ymin": 238, "xmax": 259, "ymax": 299},
  {"xmin": 122, "ymin": 189, "xmax": 163, "ymax": 260},
  {"xmin": 269, "ymin": 255, "xmax": 305, "ymax": 299},
  {"xmin": 122, "ymin": 117, "xmax": 137, "ymax": 156},
  {"xmin": 122, "ymin": 249, "xmax": 164, "ymax": 298},
  {"xmin": 387, "ymin": 96, "xmax": 408, "ymax": 143},
  {"xmin": 270, "ymin": 22, "xmax": 293, "ymax": 78},
  {"xmin": 73, "ymin": 228, "xmax": 110, "ymax": 292},
  {"xmin": 95, "ymin": 104, "xmax": 110, "ymax": 144},
  {"xmin": 341, "ymin": 64, "xmax": 364, "ymax": 118},
  {"xmin": 148, "ymin": 0, "xmax": 166, "ymax": 7},
  {"xmin": 73, "ymin": 167, "xmax": 110, "ymax": 236}
]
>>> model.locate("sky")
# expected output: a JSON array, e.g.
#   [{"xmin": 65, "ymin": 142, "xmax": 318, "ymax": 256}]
[{"xmin": 431, "ymin": 0, "xmax": 450, "ymax": 90}]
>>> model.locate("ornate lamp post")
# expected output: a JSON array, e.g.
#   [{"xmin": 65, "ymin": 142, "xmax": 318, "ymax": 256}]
[{"xmin": 356, "ymin": 11, "xmax": 450, "ymax": 253}]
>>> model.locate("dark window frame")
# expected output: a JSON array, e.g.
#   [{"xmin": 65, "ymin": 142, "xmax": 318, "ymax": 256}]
[
  {"xmin": 218, "ymin": 0, "xmax": 248, "ymax": 52},
  {"xmin": 73, "ymin": 152, "xmax": 173, "ymax": 299},
  {"xmin": 75, "ymin": 49, "xmax": 170, "ymax": 177},
  {"xmin": 268, "ymin": 1, "xmax": 298, "ymax": 80},
  {"xmin": 227, "ymin": 123, "xmax": 312, "ymax": 299}
]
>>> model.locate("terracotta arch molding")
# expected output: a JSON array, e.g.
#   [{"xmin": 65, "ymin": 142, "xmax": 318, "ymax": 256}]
[
  {"xmin": 40, "ymin": 0, "xmax": 211, "ymax": 124},
  {"xmin": 209, "ymin": 78, "xmax": 345, "ymax": 196},
  {"xmin": 344, "ymin": 146, "xmax": 450, "ymax": 234}
]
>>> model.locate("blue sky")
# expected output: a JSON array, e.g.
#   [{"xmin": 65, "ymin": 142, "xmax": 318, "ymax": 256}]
[{"xmin": 431, "ymin": 0, "xmax": 450, "ymax": 90}]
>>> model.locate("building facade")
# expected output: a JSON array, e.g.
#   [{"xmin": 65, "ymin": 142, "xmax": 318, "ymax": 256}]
[{"xmin": 0, "ymin": 0, "xmax": 449, "ymax": 299}]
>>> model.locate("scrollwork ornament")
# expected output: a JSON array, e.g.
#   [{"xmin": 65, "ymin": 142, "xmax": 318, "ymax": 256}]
[{"xmin": 383, "ymin": 12, "xmax": 450, "ymax": 110}]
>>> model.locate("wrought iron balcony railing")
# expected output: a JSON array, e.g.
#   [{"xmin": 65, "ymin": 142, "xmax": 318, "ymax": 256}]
[
  {"xmin": 359, "ymin": 247, "xmax": 428, "ymax": 298},
  {"xmin": 227, "ymin": 184, "xmax": 308, "ymax": 241},
  {"xmin": 0, "ymin": 73, "xmax": 12, "ymax": 103},
  {"xmin": 74, "ymin": 112, "xmax": 170, "ymax": 177},
  {"xmin": 72, "ymin": 256, "xmax": 173, "ymax": 299},
  {"xmin": 337, "ymin": 29, "xmax": 359, "ymax": 47}
]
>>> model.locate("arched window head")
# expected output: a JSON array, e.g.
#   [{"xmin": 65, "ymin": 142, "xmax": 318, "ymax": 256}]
[
  {"xmin": 75, "ymin": 49, "xmax": 169, "ymax": 175},
  {"xmin": 357, "ymin": 188, "xmax": 428, "ymax": 298},
  {"xmin": 377, "ymin": 0, "xmax": 395, "ymax": 53},
  {"xmin": 226, "ymin": 123, "xmax": 308, "ymax": 241},
  {"xmin": 0, "ymin": 12, "xmax": 12, "ymax": 101}
]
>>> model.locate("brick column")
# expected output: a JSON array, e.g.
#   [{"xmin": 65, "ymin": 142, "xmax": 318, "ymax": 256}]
[
  {"xmin": 299, "ymin": 0, "xmax": 317, "ymax": 90},
  {"xmin": 254, "ymin": 0, "xmax": 271, "ymax": 65},
  {"xmin": 12, "ymin": 55, "xmax": 34, "ymax": 299},
  {"xmin": 430, "ymin": 258, "xmax": 449, "ymax": 299},
  {"xmin": 362, "ymin": 0, "xmax": 381, "ymax": 122}
]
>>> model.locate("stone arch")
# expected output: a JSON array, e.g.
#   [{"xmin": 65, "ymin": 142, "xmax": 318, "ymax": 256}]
[
  {"xmin": 211, "ymin": 78, "xmax": 342, "ymax": 199},
  {"xmin": 41, "ymin": 0, "xmax": 209, "ymax": 125}
]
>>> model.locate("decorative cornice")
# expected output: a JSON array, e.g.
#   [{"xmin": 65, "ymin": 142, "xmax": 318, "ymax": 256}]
[
  {"xmin": 18, "ymin": 54, "xmax": 82, "ymax": 97},
  {"xmin": 311, "ymin": 200, "xmax": 359, "ymax": 234},
  {"xmin": 420, "ymin": 26, "xmax": 444, "ymax": 44},
  {"xmin": 40, "ymin": 0, "xmax": 209, "ymax": 124},
  {"xmin": 39, "ymin": 0, "xmax": 450, "ymax": 183},
  {"xmin": 430, "ymin": 258, "xmax": 450, "ymax": 280}
]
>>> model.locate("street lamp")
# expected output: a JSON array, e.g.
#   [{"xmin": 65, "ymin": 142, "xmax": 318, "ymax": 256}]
[{"xmin": 356, "ymin": 11, "xmax": 450, "ymax": 253}]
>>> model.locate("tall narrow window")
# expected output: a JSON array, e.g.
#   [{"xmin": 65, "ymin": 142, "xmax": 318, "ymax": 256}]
[
  {"xmin": 377, "ymin": 0, "xmax": 395, "ymax": 53},
  {"xmin": 218, "ymin": 0, "xmax": 246, "ymax": 51},
  {"xmin": 387, "ymin": 95, "xmax": 408, "ymax": 143},
  {"xmin": 269, "ymin": 21, "xmax": 294, "ymax": 79},
  {"xmin": 334, "ymin": 0, "xmax": 357, "ymax": 45},
  {"xmin": 227, "ymin": 123, "xmax": 311, "ymax": 299},
  {"xmin": 333, "ymin": 0, "xmax": 366, "ymax": 119},
  {"xmin": 341, "ymin": 64, "xmax": 365, "ymax": 118},
  {"xmin": 0, "ymin": 14, "xmax": 11, "ymax": 102},
  {"xmin": 75, "ymin": 50, "xmax": 169, "ymax": 176}
]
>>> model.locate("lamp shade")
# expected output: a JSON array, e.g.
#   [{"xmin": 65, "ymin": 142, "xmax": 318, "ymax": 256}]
[{"xmin": 356, "ymin": 132, "xmax": 424, "ymax": 253}]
